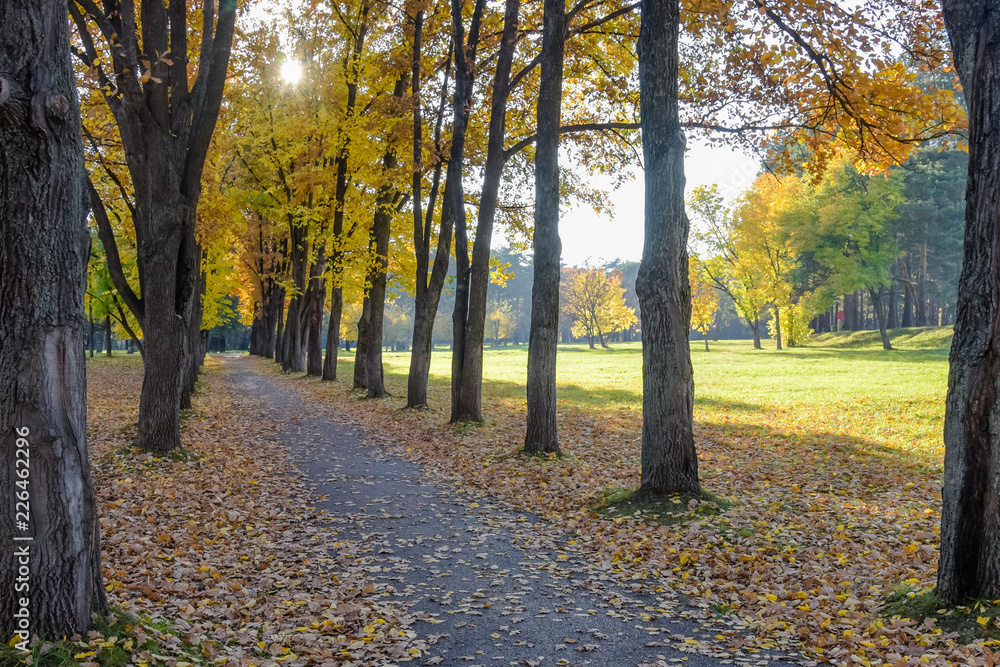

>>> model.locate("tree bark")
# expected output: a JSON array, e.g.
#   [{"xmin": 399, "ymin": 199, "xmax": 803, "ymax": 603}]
[
  {"xmin": 524, "ymin": 0, "xmax": 565, "ymax": 454},
  {"xmin": 888, "ymin": 269, "xmax": 898, "ymax": 329},
  {"xmin": 181, "ymin": 250, "xmax": 205, "ymax": 411},
  {"xmin": 751, "ymin": 318, "xmax": 762, "ymax": 349},
  {"xmin": 937, "ymin": 0, "xmax": 1000, "ymax": 603},
  {"xmin": 633, "ymin": 0, "xmax": 700, "ymax": 498},
  {"xmin": 305, "ymin": 272, "xmax": 326, "ymax": 376},
  {"xmin": 0, "ymin": 0, "xmax": 108, "ymax": 637},
  {"xmin": 105, "ymin": 316, "xmax": 113, "ymax": 356},
  {"xmin": 449, "ymin": 0, "xmax": 514, "ymax": 422}
]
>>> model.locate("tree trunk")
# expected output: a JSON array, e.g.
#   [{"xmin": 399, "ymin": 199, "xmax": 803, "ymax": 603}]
[
  {"xmin": 449, "ymin": 0, "xmax": 509, "ymax": 423},
  {"xmin": 323, "ymin": 286, "xmax": 343, "ymax": 380},
  {"xmin": 917, "ymin": 240, "xmax": 928, "ymax": 326},
  {"xmin": 275, "ymin": 296, "xmax": 285, "ymax": 362},
  {"xmin": 774, "ymin": 306, "xmax": 782, "ymax": 350},
  {"xmin": 704, "ymin": 335, "xmax": 709, "ymax": 352},
  {"xmin": 751, "ymin": 319, "xmax": 762, "ymax": 349},
  {"xmin": 181, "ymin": 252, "xmax": 205, "ymax": 411},
  {"xmin": 937, "ymin": 0, "xmax": 1000, "ymax": 603},
  {"xmin": 888, "ymin": 273, "xmax": 898, "ymax": 329},
  {"xmin": 869, "ymin": 287, "xmax": 893, "ymax": 350},
  {"xmin": 406, "ymin": 35, "xmax": 454, "ymax": 408},
  {"xmin": 105, "ymin": 316, "xmax": 113, "ymax": 357},
  {"xmin": 524, "ymin": 0, "xmax": 564, "ymax": 454},
  {"xmin": 364, "ymin": 77, "xmax": 407, "ymax": 398},
  {"xmin": 88, "ymin": 307, "xmax": 95, "ymax": 358},
  {"xmin": 305, "ymin": 273, "xmax": 326, "ymax": 377},
  {"xmin": 633, "ymin": 0, "xmax": 700, "ymax": 499},
  {"xmin": 365, "ymin": 180, "xmax": 395, "ymax": 399},
  {"xmin": 262, "ymin": 283, "xmax": 282, "ymax": 359},
  {"xmin": 0, "ymin": 0, "xmax": 108, "ymax": 638},
  {"xmin": 354, "ymin": 297, "xmax": 371, "ymax": 390}
]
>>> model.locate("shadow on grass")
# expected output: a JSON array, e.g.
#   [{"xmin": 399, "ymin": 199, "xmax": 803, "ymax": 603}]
[{"xmin": 313, "ymin": 353, "xmax": 941, "ymax": 482}]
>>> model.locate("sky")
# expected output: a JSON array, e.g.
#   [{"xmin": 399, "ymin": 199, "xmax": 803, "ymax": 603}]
[{"xmin": 554, "ymin": 140, "xmax": 764, "ymax": 266}]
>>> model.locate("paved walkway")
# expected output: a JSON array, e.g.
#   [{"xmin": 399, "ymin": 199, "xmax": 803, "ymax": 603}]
[{"xmin": 221, "ymin": 357, "xmax": 802, "ymax": 667}]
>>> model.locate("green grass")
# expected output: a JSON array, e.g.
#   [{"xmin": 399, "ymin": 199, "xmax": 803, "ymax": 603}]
[
  {"xmin": 0, "ymin": 608, "xmax": 178, "ymax": 667},
  {"xmin": 329, "ymin": 325, "xmax": 950, "ymax": 466},
  {"xmin": 590, "ymin": 486, "xmax": 734, "ymax": 525},
  {"xmin": 882, "ymin": 586, "xmax": 1000, "ymax": 643}
]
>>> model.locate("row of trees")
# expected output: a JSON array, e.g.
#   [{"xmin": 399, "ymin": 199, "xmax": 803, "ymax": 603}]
[
  {"xmin": 8, "ymin": 0, "xmax": 1000, "ymax": 642},
  {"xmin": 688, "ymin": 146, "xmax": 967, "ymax": 351}
]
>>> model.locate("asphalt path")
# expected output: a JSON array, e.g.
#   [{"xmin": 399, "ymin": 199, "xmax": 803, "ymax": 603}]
[{"xmin": 221, "ymin": 357, "xmax": 804, "ymax": 667}]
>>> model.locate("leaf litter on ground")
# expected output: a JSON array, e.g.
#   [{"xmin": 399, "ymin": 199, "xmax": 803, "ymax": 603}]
[{"xmin": 71, "ymin": 356, "xmax": 421, "ymax": 667}]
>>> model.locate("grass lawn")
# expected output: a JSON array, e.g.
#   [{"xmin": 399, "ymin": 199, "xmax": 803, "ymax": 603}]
[{"xmin": 342, "ymin": 325, "xmax": 952, "ymax": 469}]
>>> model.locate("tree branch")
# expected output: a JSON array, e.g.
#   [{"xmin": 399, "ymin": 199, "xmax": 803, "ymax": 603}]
[{"xmin": 87, "ymin": 175, "xmax": 145, "ymax": 323}]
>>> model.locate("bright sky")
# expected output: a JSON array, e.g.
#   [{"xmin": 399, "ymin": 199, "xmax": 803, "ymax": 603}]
[{"xmin": 556, "ymin": 140, "xmax": 763, "ymax": 266}]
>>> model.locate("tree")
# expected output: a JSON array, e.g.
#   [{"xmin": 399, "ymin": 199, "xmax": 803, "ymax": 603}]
[
  {"xmin": 936, "ymin": 0, "xmax": 1000, "ymax": 604},
  {"xmin": 561, "ymin": 266, "xmax": 638, "ymax": 348},
  {"xmin": 0, "ymin": 0, "xmax": 107, "ymax": 637},
  {"xmin": 689, "ymin": 257, "xmax": 718, "ymax": 351},
  {"xmin": 524, "ymin": 0, "xmax": 567, "ymax": 454},
  {"xmin": 796, "ymin": 162, "xmax": 903, "ymax": 350},
  {"xmin": 633, "ymin": 0, "xmax": 700, "ymax": 498},
  {"xmin": 71, "ymin": 0, "xmax": 238, "ymax": 451},
  {"xmin": 485, "ymin": 297, "xmax": 516, "ymax": 345},
  {"xmin": 407, "ymin": 5, "xmax": 455, "ymax": 407},
  {"xmin": 690, "ymin": 185, "xmax": 769, "ymax": 349}
]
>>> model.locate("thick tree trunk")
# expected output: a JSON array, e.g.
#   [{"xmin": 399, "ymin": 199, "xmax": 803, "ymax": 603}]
[
  {"xmin": 938, "ymin": 2, "xmax": 1000, "ymax": 603},
  {"xmin": 704, "ymin": 335, "xmax": 709, "ymax": 352},
  {"xmin": 524, "ymin": 0, "xmax": 564, "ymax": 454},
  {"xmin": 751, "ymin": 319, "xmax": 762, "ymax": 349},
  {"xmin": 306, "ymin": 274, "xmax": 325, "ymax": 376},
  {"xmin": 633, "ymin": 0, "xmax": 700, "ymax": 498},
  {"xmin": 282, "ymin": 220, "xmax": 308, "ymax": 373},
  {"xmin": 0, "ymin": 0, "xmax": 108, "ymax": 638},
  {"xmin": 138, "ymin": 292, "xmax": 189, "ymax": 451},
  {"xmin": 77, "ymin": 0, "xmax": 237, "ymax": 452}
]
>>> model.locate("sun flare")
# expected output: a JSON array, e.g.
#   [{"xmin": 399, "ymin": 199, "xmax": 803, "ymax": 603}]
[{"xmin": 281, "ymin": 60, "xmax": 301, "ymax": 85}]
